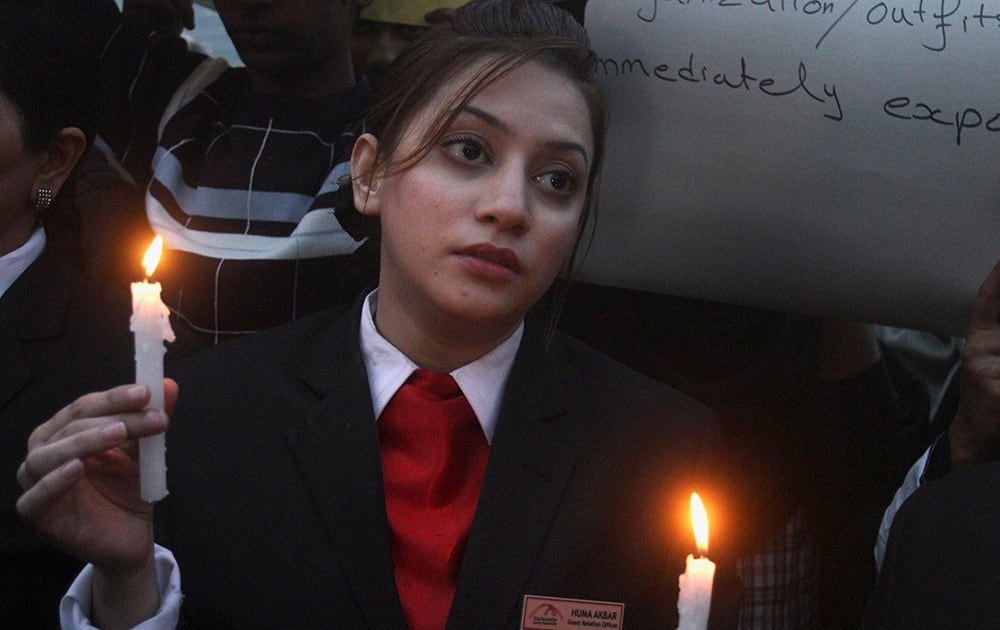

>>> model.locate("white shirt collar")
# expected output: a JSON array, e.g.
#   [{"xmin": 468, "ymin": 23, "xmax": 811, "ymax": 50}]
[
  {"xmin": 0, "ymin": 227, "xmax": 46, "ymax": 299},
  {"xmin": 359, "ymin": 290, "xmax": 523, "ymax": 444}
]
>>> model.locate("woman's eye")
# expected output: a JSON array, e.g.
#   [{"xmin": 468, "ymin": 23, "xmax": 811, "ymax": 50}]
[
  {"xmin": 536, "ymin": 171, "xmax": 577, "ymax": 196},
  {"xmin": 444, "ymin": 136, "xmax": 489, "ymax": 164},
  {"xmin": 460, "ymin": 143, "xmax": 483, "ymax": 161}
]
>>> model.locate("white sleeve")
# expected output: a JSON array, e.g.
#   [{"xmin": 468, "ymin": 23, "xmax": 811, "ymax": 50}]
[
  {"xmin": 874, "ymin": 447, "xmax": 930, "ymax": 571},
  {"xmin": 60, "ymin": 544, "xmax": 183, "ymax": 630}
]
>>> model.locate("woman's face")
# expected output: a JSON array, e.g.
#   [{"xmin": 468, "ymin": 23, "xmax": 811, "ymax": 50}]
[
  {"xmin": 359, "ymin": 59, "xmax": 594, "ymax": 350},
  {"xmin": 0, "ymin": 89, "xmax": 44, "ymax": 255}
]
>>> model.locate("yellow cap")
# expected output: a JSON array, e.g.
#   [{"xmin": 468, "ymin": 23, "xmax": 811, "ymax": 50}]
[{"xmin": 360, "ymin": 0, "xmax": 469, "ymax": 27}]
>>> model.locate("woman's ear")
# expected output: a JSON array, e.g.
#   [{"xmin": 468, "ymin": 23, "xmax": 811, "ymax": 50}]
[
  {"xmin": 32, "ymin": 126, "xmax": 86, "ymax": 201},
  {"xmin": 350, "ymin": 133, "xmax": 383, "ymax": 217}
]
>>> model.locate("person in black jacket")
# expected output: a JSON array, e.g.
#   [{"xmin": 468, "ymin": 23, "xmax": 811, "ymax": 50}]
[{"xmin": 0, "ymin": 2, "xmax": 135, "ymax": 627}]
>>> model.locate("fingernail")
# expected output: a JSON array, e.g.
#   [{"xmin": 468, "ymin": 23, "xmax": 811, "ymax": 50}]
[
  {"xmin": 126, "ymin": 385, "xmax": 147, "ymax": 401},
  {"xmin": 100, "ymin": 422, "xmax": 127, "ymax": 441}
]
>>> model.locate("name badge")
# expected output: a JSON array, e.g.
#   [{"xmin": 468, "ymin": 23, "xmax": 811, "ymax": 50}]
[{"xmin": 521, "ymin": 595, "xmax": 624, "ymax": 629}]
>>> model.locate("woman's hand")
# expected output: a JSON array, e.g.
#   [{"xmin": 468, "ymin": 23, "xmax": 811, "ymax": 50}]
[{"xmin": 16, "ymin": 380, "xmax": 179, "ymax": 627}]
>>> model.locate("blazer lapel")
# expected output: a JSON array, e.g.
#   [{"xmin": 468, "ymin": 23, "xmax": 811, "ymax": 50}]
[
  {"xmin": 448, "ymin": 321, "xmax": 582, "ymax": 629},
  {"xmin": 286, "ymin": 303, "xmax": 407, "ymax": 629}
]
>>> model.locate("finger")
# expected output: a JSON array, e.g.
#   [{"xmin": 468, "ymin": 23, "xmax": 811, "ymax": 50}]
[
  {"xmin": 962, "ymin": 333, "xmax": 1000, "ymax": 365},
  {"xmin": 16, "ymin": 459, "xmax": 38, "ymax": 491},
  {"xmin": 22, "ymin": 412, "xmax": 167, "ymax": 491},
  {"xmin": 45, "ymin": 409, "xmax": 167, "ymax": 449},
  {"xmin": 29, "ymin": 385, "xmax": 151, "ymax": 448},
  {"xmin": 970, "ymin": 259, "xmax": 1000, "ymax": 331},
  {"xmin": 22, "ymin": 422, "xmax": 128, "ymax": 490},
  {"xmin": 16, "ymin": 458, "xmax": 85, "ymax": 522}
]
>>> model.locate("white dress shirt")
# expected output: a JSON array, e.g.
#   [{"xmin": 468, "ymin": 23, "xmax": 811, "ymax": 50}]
[
  {"xmin": 360, "ymin": 289, "xmax": 522, "ymax": 443},
  {"xmin": 0, "ymin": 227, "xmax": 45, "ymax": 299},
  {"xmin": 61, "ymin": 289, "xmax": 524, "ymax": 629},
  {"xmin": 875, "ymin": 447, "xmax": 930, "ymax": 570}
]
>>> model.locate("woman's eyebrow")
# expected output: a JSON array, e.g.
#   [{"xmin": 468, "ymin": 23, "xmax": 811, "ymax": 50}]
[
  {"xmin": 463, "ymin": 104, "xmax": 509, "ymax": 133},
  {"xmin": 462, "ymin": 104, "xmax": 590, "ymax": 167}
]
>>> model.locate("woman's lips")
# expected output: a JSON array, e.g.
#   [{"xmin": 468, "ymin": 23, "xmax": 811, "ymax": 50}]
[{"xmin": 457, "ymin": 243, "xmax": 522, "ymax": 278}]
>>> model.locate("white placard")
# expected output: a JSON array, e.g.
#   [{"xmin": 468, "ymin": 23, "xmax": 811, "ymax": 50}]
[{"xmin": 582, "ymin": 0, "xmax": 1000, "ymax": 335}]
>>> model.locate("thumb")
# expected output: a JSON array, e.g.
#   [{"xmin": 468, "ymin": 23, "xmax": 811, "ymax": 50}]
[
  {"xmin": 969, "ymin": 259, "xmax": 1000, "ymax": 333},
  {"xmin": 163, "ymin": 378, "xmax": 179, "ymax": 417}
]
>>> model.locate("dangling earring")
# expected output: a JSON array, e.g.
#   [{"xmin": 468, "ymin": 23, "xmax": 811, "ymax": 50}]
[{"xmin": 35, "ymin": 186, "xmax": 53, "ymax": 211}]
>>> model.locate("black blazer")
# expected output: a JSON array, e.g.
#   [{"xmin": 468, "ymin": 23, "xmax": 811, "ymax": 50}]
[
  {"xmin": 0, "ymin": 239, "xmax": 134, "ymax": 629},
  {"xmin": 158, "ymin": 299, "xmax": 724, "ymax": 629},
  {"xmin": 863, "ymin": 460, "xmax": 1000, "ymax": 630}
]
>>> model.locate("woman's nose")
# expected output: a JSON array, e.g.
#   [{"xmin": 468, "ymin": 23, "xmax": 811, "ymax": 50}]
[{"xmin": 476, "ymin": 165, "xmax": 530, "ymax": 231}]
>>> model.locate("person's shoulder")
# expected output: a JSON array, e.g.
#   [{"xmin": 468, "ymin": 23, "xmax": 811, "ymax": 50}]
[
  {"xmin": 11, "ymin": 237, "xmax": 132, "ymax": 345},
  {"xmin": 112, "ymin": 22, "xmax": 210, "ymax": 82},
  {"xmin": 904, "ymin": 458, "xmax": 1000, "ymax": 517},
  {"xmin": 170, "ymin": 304, "xmax": 353, "ymax": 381},
  {"xmin": 870, "ymin": 459, "xmax": 1000, "ymax": 628},
  {"xmin": 543, "ymin": 328, "xmax": 718, "ymax": 453},
  {"xmin": 884, "ymin": 459, "xmax": 1000, "ymax": 563},
  {"xmin": 548, "ymin": 328, "xmax": 713, "ymax": 417}
]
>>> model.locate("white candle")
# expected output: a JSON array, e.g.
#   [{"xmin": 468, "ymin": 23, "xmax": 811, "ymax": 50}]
[
  {"xmin": 677, "ymin": 492, "xmax": 715, "ymax": 630},
  {"xmin": 130, "ymin": 236, "xmax": 175, "ymax": 502}
]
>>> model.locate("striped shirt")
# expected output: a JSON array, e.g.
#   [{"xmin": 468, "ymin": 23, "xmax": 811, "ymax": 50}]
[{"xmin": 95, "ymin": 18, "xmax": 376, "ymax": 348}]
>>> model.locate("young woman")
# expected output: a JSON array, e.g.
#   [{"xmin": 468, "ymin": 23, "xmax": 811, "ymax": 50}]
[{"xmin": 17, "ymin": 2, "xmax": 719, "ymax": 628}]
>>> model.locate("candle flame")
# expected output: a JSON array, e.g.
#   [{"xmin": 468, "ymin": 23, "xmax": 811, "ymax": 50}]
[
  {"xmin": 691, "ymin": 492, "xmax": 709, "ymax": 556},
  {"xmin": 142, "ymin": 236, "xmax": 163, "ymax": 278}
]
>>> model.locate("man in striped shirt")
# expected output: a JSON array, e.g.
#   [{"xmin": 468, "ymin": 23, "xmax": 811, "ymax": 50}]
[{"xmin": 83, "ymin": 0, "xmax": 378, "ymax": 356}]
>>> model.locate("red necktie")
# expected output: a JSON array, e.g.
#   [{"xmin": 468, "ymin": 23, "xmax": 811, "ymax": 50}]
[{"xmin": 378, "ymin": 369, "xmax": 489, "ymax": 630}]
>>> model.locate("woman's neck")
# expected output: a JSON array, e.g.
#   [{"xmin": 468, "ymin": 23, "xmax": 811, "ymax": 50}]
[
  {"xmin": 372, "ymin": 291, "xmax": 521, "ymax": 373},
  {"xmin": 0, "ymin": 217, "xmax": 40, "ymax": 257}
]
